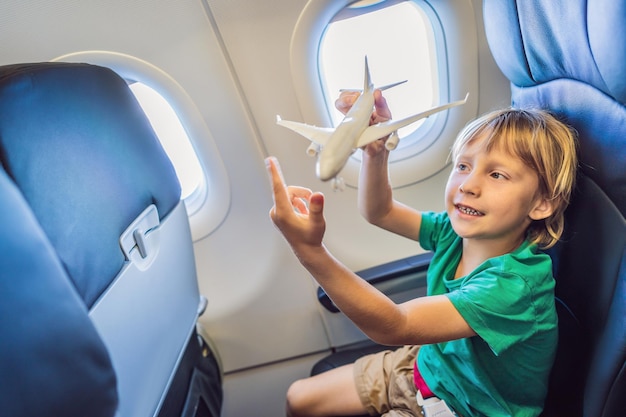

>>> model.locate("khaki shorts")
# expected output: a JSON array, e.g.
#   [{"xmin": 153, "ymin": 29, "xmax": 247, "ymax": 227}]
[{"xmin": 353, "ymin": 345, "xmax": 424, "ymax": 417}]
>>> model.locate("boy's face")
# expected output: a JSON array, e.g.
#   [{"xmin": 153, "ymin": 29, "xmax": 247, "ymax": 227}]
[{"xmin": 445, "ymin": 134, "xmax": 553, "ymax": 252}]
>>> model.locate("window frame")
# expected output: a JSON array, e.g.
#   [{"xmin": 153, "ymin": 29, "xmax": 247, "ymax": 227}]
[
  {"xmin": 128, "ymin": 80, "xmax": 205, "ymax": 203},
  {"xmin": 289, "ymin": 0, "xmax": 478, "ymax": 188},
  {"xmin": 52, "ymin": 51, "xmax": 230, "ymax": 241},
  {"xmin": 319, "ymin": 0, "xmax": 445, "ymax": 162}
]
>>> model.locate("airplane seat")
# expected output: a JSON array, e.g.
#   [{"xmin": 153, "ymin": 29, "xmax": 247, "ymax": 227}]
[
  {"xmin": 0, "ymin": 62, "xmax": 222, "ymax": 417},
  {"xmin": 0, "ymin": 163, "xmax": 118, "ymax": 416},
  {"xmin": 483, "ymin": 1, "xmax": 626, "ymax": 416},
  {"xmin": 310, "ymin": 1, "xmax": 625, "ymax": 416}
]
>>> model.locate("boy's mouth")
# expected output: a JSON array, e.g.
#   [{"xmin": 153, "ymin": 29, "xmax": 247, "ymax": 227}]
[{"xmin": 456, "ymin": 204, "xmax": 484, "ymax": 216}]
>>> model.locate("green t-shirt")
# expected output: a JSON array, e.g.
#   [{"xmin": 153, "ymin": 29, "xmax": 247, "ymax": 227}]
[{"xmin": 417, "ymin": 212, "xmax": 557, "ymax": 417}]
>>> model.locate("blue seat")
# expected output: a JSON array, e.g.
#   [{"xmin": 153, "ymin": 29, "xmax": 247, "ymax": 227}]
[
  {"xmin": 311, "ymin": 1, "xmax": 625, "ymax": 416},
  {"xmin": 0, "ymin": 163, "xmax": 118, "ymax": 417},
  {"xmin": 0, "ymin": 62, "xmax": 221, "ymax": 417},
  {"xmin": 484, "ymin": 1, "xmax": 626, "ymax": 416}
]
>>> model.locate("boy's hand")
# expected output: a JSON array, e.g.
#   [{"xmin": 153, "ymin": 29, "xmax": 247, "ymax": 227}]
[
  {"xmin": 266, "ymin": 157, "xmax": 326, "ymax": 252},
  {"xmin": 334, "ymin": 90, "xmax": 360, "ymax": 115},
  {"xmin": 335, "ymin": 89, "xmax": 393, "ymax": 157},
  {"xmin": 335, "ymin": 89, "xmax": 392, "ymax": 123}
]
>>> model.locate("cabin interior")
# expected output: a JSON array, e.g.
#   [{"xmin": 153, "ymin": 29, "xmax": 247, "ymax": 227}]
[{"xmin": 0, "ymin": 1, "xmax": 624, "ymax": 417}]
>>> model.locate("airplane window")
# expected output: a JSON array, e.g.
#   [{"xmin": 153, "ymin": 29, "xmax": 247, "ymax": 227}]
[
  {"xmin": 52, "ymin": 51, "xmax": 231, "ymax": 241},
  {"xmin": 129, "ymin": 82, "xmax": 204, "ymax": 201},
  {"xmin": 320, "ymin": 0, "xmax": 437, "ymax": 152},
  {"xmin": 290, "ymin": 0, "xmax": 476, "ymax": 188}
]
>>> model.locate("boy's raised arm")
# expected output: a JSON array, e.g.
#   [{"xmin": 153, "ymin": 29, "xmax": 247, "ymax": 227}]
[{"xmin": 339, "ymin": 90, "xmax": 422, "ymax": 241}]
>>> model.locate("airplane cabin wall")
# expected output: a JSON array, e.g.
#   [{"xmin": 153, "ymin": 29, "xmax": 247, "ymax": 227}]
[{"xmin": 0, "ymin": 1, "xmax": 510, "ymax": 416}]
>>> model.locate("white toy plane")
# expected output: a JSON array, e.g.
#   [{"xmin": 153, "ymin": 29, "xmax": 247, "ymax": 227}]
[{"xmin": 276, "ymin": 57, "xmax": 468, "ymax": 188}]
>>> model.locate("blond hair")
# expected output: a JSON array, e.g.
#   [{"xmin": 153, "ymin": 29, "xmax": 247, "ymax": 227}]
[{"xmin": 451, "ymin": 108, "xmax": 578, "ymax": 249}]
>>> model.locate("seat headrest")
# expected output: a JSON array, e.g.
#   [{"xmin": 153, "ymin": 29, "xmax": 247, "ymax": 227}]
[
  {"xmin": 484, "ymin": 1, "xmax": 626, "ymax": 104},
  {"xmin": 0, "ymin": 62, "xmax": 181, "ymax": 307},
  {"xmin": 483, "ymin": 0, "xmax": 626, "ymax": 217}
]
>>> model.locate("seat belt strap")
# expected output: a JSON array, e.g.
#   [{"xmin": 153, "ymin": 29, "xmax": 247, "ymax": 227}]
[{"xmin": 414, "ymin": 361, "xmax": 435, "ymax": 398}]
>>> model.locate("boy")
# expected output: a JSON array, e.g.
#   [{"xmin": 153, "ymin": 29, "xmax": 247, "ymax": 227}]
[{"xmin": 266, "ymin": 91, "xmax": 578, "ymax": 416}]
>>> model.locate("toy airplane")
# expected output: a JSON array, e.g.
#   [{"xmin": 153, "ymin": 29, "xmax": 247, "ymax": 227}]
[{"xmin": 276, "ymin": 57, "xmax": 469, "ymax": 188}]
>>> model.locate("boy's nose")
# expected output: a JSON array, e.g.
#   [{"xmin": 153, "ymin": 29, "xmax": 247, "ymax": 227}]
[{"xmin": 459, "ymin": 175, "xmax": 479, "ymax": 196}]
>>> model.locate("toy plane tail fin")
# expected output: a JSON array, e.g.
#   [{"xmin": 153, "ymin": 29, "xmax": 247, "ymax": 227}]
[
  {"xmin": 340, "ymin": 80, "xmax": 405, "ymax": 94},
  {"xmin": 343, "ymin": 56, "xmax": 406, "ymax": 94},
  {"xmin": 377, "ymin": 79, "xmax": 407, "ymax": 91},
  {"xmin": 364, "ymin": 56, "xmax": 374, "ymax": 92}
]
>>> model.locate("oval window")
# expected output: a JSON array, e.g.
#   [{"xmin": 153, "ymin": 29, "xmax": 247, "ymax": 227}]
[
  {"xmin": 320, "ymin": 0, "xmax": 437, "ymax": 150},
  {"xmin": 53, "ymin": 51, "xmax": 231, "ymax": 240},
  {"xmin": 129, "ymin": 82, "xmax": 204, "ymax": 201}
]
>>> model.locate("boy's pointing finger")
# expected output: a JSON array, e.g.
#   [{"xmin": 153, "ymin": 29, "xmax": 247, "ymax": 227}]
[{"xmin": 266, "ymin": 157, "xmax": 292, "ymax": 217}]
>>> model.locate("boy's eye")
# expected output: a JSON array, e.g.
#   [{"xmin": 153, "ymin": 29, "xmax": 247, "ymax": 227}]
[
  {"xmin": 491, "ymin": 172, "xmax": 506, "ymax": 179},
  {"xmin": 457, "ymin": 163, "xmax": 469, "ymax": 171}
]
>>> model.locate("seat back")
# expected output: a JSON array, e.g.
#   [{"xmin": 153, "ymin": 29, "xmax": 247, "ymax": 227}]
[
  {"xmin": 0, "ymin": 62, "xmax": 206, "ymax": 417},
  {"xmin": 0, "ymin": 163, "xmax": 118, "ymax": 417},
  {"xmin": 484, "ymin": 2, "xmax": 626, "ymax": 416}
]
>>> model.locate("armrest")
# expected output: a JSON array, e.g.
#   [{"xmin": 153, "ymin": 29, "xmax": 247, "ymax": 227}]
[{"xmin": 317, "ymin": 252, "xmax": 433, "ymax": 313}]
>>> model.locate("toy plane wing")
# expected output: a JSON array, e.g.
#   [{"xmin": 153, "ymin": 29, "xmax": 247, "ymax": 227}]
[
  {"xmin": 275, "ymin": 116, "xmax": 335, "ymax": 147},
  {"xmin": 355, "ymin": 93, "xmax": 469, "ymax": 148}
]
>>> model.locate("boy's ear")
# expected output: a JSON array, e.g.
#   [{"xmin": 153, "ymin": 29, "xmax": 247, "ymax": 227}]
[{"xmin": 529, "ymin": 197, "xmax": 556, "ymax": 221}]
